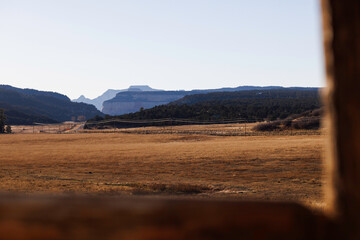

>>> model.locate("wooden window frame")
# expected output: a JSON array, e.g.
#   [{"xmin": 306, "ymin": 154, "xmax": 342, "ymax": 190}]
[{"xmin": 0, "ymin": 1, "xmax": 357, "ymax": 239}]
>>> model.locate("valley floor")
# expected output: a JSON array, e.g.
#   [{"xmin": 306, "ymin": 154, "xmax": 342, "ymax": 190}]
[{"xmin": 0, "ymin": 128, "xmax": 325, "ymax": 209}]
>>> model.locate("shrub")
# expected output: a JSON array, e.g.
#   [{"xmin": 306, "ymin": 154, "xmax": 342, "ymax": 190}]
[
  {"xmin": 252, "ymin": 121, "xmax": 281, "ymax": 131},
  {"xmin": 283, "ymin": 120, "xmax": 292, "ymax": 128},
  {"xmin": 310, "ymin": 108, "xmax": 322, "ymax": 117},
  {"xmin": 285, "ymin": 113, "xmax": 301, "ymax": 121},
  {"xmin": 291, "ymin": 117, "xmax": 320, "ymax": 130}
]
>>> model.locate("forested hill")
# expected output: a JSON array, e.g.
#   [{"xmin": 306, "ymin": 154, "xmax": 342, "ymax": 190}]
[
  {"xmin": 87, "ymin": 89, "xmax": 321, "ymax": 126},
  {"xmin": 0, "ymin": 85, "xmax": 69, "ymax": 101},
  {"xmin": 100, "ymin": 85, "xmax": 293, "ymax": 115},
  {"xmin": 0, "ymin": 85, "xmax": 103, "ymax": 125},
  {"xmin": 173, "ymin": 88, "xmax": 319, "ymax": 105}
]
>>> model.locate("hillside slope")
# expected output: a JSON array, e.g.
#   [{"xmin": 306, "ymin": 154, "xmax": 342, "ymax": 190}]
[
  {"xmin": 0, "ymin": 85, "xmax": 103, "ymax": 125},
  {"xmin": 127, "ymin": 89, "xmax": 320, "ymax": 121},
  {"xmin": 173, "ymin": 88, "xmax": 319, "ymax": 105},
  {"xmin": 253, "ymin": 108, "xmax": 323, "ymax": 131}
]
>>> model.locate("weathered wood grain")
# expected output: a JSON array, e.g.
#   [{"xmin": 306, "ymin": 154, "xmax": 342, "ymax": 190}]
[{"xmin": 0, "ymin": 196, "xmax": 332, "ymax": 240}]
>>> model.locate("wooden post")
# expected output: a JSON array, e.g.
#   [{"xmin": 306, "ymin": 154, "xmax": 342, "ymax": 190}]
[
  {"xmin": 322, "ymin": 0, "xmax": 360, "ymax": 238},
  {"xmin": 244, "ymin": 121, "xmax": 247, "ymax": 136}
]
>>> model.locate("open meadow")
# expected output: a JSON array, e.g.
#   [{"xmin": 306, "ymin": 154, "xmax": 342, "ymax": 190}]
[{"xmin": 0, "ymin": 125, "xmax": 325, "ymax": 208}]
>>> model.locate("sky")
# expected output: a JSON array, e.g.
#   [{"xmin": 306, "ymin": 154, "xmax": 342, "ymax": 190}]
[{"xmin": 0, "ymin": 0, "xmax": 324, "ymax": 99}]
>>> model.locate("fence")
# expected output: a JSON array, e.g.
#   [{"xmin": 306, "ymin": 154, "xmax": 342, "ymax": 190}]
[
  {"xmin": 11, "ymin": 122, "xmax": 82, "ymax": 134},
  {"xmin": 81, "ymin": 117, "xmax": 322, "ymax": 136},
  {"xmin": 8, "ymin": 118, "xmax": 322, "ymax": 137}
]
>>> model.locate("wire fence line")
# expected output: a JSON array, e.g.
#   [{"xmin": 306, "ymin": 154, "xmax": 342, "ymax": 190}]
[
  {"xmin": 83, "ymin": 117, "xmax": 321, "ymax": 136},
  {"xmin": 84, "ymin": 118, "xmax": 266, "ymax": 131},
  {"xmin": 85, "ymin": 118, "xmax": 257, "ymax": 125},
  {"xmin": 11, "ymin": 122, "xmax": 81, "ymax": 134},
  {"xmin": 82, "ymin": 118, "xmax": 256, "ymax": 136},
  {"xmin": 9, "ymin": 117, "xmax": 322, "ymax": 137}
]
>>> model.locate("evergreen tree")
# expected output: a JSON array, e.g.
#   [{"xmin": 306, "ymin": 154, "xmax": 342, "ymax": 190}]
[
  {"xmin": 0, "ymin": 109, "xmax": 6, "ymax": 133},
  {"xmin": 5, "ymin": 125, "xmax": 11, "ymax": 134}
]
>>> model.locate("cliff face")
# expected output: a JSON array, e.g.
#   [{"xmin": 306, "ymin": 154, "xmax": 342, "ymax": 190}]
[
  {"xmin": 102, "ymin": 91, "xmax": 187, "ymax": 115},
  {"xmin": 73, "ymin": 85, "xmax": 161, "ymax": 111}
]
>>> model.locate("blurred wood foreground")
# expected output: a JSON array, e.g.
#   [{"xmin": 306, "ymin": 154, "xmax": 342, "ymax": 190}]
[{"xmin": 0, "ymin": 196, "xmax": 334, "ymax": 240}]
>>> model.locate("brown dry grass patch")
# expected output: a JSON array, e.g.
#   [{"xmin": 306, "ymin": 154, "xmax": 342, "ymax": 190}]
[{"xmin": 0, "ymin": 130, "xmax": 325, "ymax": 206}]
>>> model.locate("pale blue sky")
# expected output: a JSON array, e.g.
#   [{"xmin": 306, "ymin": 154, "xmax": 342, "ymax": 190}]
[{"xmin": 0, "ymin": 0, "xmax": 324, "ymax": 99}]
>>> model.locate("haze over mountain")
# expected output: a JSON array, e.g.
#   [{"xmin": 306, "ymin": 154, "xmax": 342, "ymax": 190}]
[
  {"xmin": 103, "ymin": 91, "xmax": 186, "ymax": 116},
  {"xmin": 0, "ymin": 85, "xmax": 103, "ymax": 125},
  {"xmin": 73, "ymin": 85, "xmax": 161, "ymax": 111}
]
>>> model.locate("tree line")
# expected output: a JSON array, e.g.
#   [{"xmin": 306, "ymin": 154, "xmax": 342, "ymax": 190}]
[{"xmin": 86, "ymin": 89, "xmax": 321, "ymax": 129}]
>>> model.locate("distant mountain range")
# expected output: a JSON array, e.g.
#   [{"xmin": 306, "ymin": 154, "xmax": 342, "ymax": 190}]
[
  {"xmin": 0, "ymin": 85, "xmax": 103, "ymax": 125},
  {"xmin": 0, "ymin": 84, "xmax": 320, "ymax": 125},
  {"xmin": 73, "ymin": 85, "xmax": 161, "ymax": 110}
]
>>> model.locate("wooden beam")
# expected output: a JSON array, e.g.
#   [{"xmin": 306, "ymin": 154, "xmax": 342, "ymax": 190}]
[
  {"xmin": 0, "ymin": 196, "xmax": 331, "ymax": 240},
  {"xmin": 321, "ymin": 0, "xmax": 360, "ymax": 238}
]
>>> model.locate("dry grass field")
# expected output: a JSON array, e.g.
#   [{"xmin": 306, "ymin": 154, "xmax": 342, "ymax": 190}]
[{"xmin": 0, "ymin": 125, "xmax": 325, "ymax": 208}]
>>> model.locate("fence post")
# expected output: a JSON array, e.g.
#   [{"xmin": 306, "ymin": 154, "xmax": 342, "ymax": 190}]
[{"xmin": 245, "ymin": 121, "xmax": 247, "ymax": 136}]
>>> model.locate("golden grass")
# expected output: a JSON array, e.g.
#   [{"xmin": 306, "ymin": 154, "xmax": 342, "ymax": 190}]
[{"xmin": 0, "ymin": 129, "xmax": 325, "ymax": 206}]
